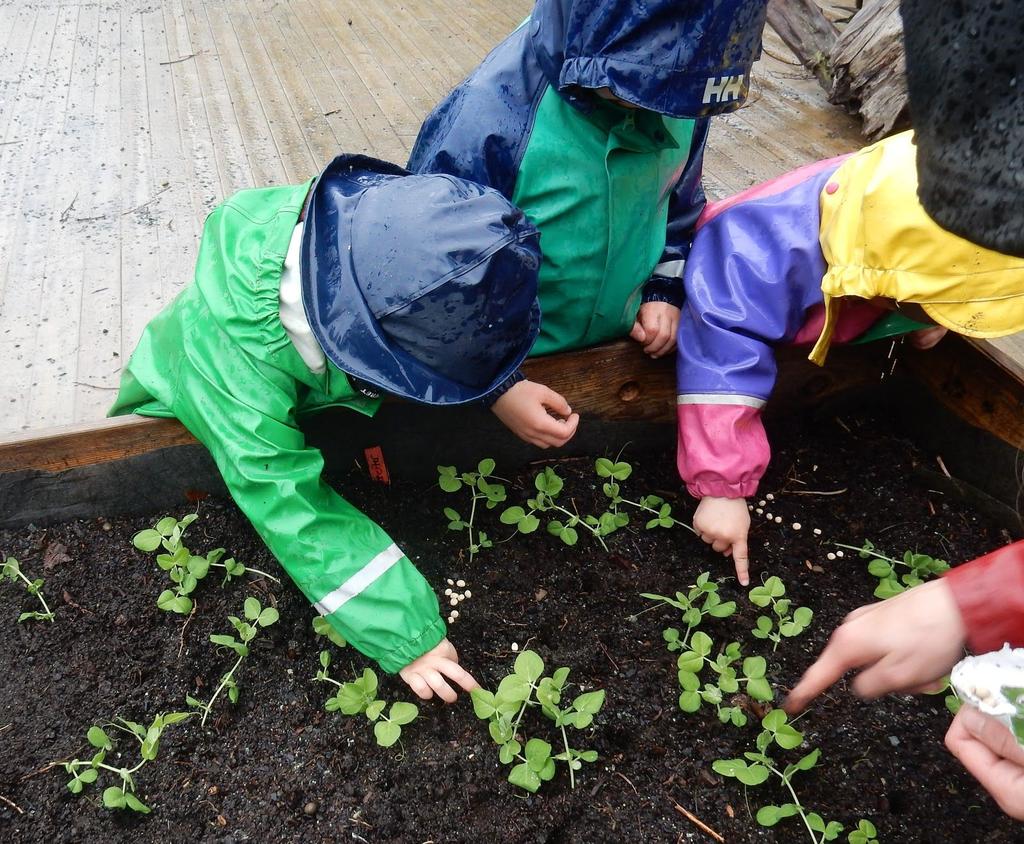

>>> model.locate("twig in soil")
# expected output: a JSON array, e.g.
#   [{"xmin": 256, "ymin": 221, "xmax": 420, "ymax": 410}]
[
  {"xmin": 782, "ymin": 488, "xmax": 847, "ymax": 496},
  {"xmin": 0, "ymin": 793, "xmax": 24, "ymax": 814},
  {"xmin": 20, "ymin": 760, "xmax": 65, "ymax": 781},
  {"xmin": 672, "ymin": 802, "xmax": 724, "ymax": 843},
  {"xmin": 936, "ymin": 454, "xmax": 952, "ymax": 478},
  {"xmin": 0, "ymin": 723, "xmax": 11, "ymax": 734},
  {"xmin": 614, "ymin": 771, "xmax": 638, "ymax": 795},
  {"xmin": 178, "ymin": 600, "xmax": 198, "ymax": 659},
  {"xmin": 60, "ymin": 192, "xmax": 79, "ymax": 223},
  {"xmin": 596, "ymin": 638, "xmax": 620, "ymax": 672},
  {"xmin": 834, "ymin": 416, "xmax": 852, "ymax": 434},
  {"xmin": 62, "ymin": 589, "xmax": 94, "ymax": 615}
]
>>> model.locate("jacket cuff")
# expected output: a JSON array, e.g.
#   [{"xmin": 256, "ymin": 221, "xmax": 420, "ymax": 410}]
[
  {"xmin": 685, "ymin": 480, "xmax": 758, "ymax": 500},
  {"xmin": 943, "ymin": 541, "xmax": 1024, "ymax": 653},
  {"xmin": 375, "ymin": 615, "xmax": 447, "ymax": 674},
  {"xmin": 643, "ymin": 276, "xmax": 685, "ymax": 308},
  {"xmin": 481, "ymin": 369, "xmax": 525, "ymax": 407}
]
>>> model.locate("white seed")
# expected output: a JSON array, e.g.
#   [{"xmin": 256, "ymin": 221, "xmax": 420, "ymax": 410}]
[
  {"xmin": 444, "ymin": 588, "xmax": 452, "ymax": 596},
  {"xmin": 813, "ymin": 528, "xmax": 822, "ymax": 536},
  {"xmin": 758, "ymin": 499, "xmax": 767, "ymax": 507},
  {"xmin": 449, "ymin": 597, "xmax": 458, "ymax": 607},
  {"xmin": 464, "ymin": 590, "xmax": 472, "ymax": 598},
  {"xmin": 451, "ymin": 610, "xmax": 459, "ymax": 619},
  {"xmin": 774, "ymin": 516, "xmax": 782, "ymax": 524},
  {"xmin": 748, "ymin": 504, "xmax": 753, "ymax": 511},
  {"xmin": 792, "ymin": 522, "xmax": 802, "ymax": 530},
  {"xmin": 812, "ymin": 464, "xmax": 818, "ymax": 471},
  {"xmin": 766, "ymin": 493, "xmax": 775, "ymax": 501},
  {"xmin": 765, "ymin": 512, "xmax": 773, "ymax": 520},
  {"xmin": 446, "ymin": 579, "xmax": 454, "ymax": 586},
  {"xmin": 456, "ymin": 579, "xmax": 466, "ymax": 587},
  {"xmin": 511, "ymin": 642, "xmax": 519, "ymax": 652},
  {"xmin": 836, "ymin": 550, "xmax": 844, "ymax": 558},
  {"xmin": 457, "ymin": 593, "xmax": 465, "ymax": 603},
  {"xmin": 755, "ymin": 508, "xmax": 763, "ymax": 515},
  {"xmin": 827, "ymin": 552, "xmax": 836, "ymax": 560}
]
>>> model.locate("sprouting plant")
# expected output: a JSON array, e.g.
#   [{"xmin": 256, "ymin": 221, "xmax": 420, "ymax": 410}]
[
  {"xmin": 749, "ymin": 576, "xmax": 813, "ymax": 652},
  {"xmin": 438, "ymin": 460, "xmax": 507, "ymax": 561},
  {"xmin": 1, "ymin": 556, "xmax": 55, "ymax": 622},
  {"xmin": 847, "ymin": 819, "xmax": 879, "ymax": 844},
  {"xmin": 501, "ymin": 465, "xmax": 610, "ymax": 550},
  {"xmin": 674, "ymin": 632, "xmax": 773, "ymax": 725},
  {"xmin": 843, "ymin": 539, "xmax": 949, "ymax": 599},
  {"xmin": 187, "ymin": 596, "xmax": 279, "ymax": 726},
  {"xmin": 312, "ymin": 615, "xmax": 347, "ymax": 647},
  {"xmin": 925, "ymin": 676, "xmax": 961, "ymax": 716},
  {"xmin": 471, "ymin": 649, "xmax": 604, "ymax": 792},
  {"xmin": 713, "ymin": 710, "xmax": 846, "ymax": 843},
  {"xmin": 61, "ymin": 711, "xmax": 192, "ymax": 813},
  {"xmin": 133, "ymin": 513, "xmax": 280, "ymax": 614},
  {"xmin": 642, "ymin": 571, "xmax": 737, "ymax": 650},
  {"xmin": 312, "ymin": 652, "xmax": 418, "ymax": 747},
  {"xmin": 595, "ymin": 457, "xmax": 696, "ymax": 535}
]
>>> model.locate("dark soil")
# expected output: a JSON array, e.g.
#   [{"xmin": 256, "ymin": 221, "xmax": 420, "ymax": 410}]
[{"xmin": 0, "ymin": 411, "xmax": 1020, "ymax": 843}]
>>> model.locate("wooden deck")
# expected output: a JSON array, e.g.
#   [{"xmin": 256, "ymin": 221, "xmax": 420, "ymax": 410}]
[{"xmin": 2, "ymin": 0, "xmax": 1014, "ymax": 437}]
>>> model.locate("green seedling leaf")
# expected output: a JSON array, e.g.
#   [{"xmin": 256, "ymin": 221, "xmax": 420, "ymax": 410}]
[
  {"xmin": 87, "ymin": 726, "xmax": 112, "ymax": 750},
  {"xmin": 312, "ymin": 616, "xmax": 347, "ymax": 647},
  {"xmin": 867, "ymin": 559, "xmax": 893, "ymax": 577},
  {"xmin": 471, "ymin": 689, "xmax": 497, "ymax": 719},
  {"xmin": 514, "ymin": 650, "xmax": 545, "ymax": 683},
  {"xmin": 124, "ymin": 793, "xmax": 151, "ymax": 813},
  {"xmin": 679, "ymin": 691, "xmax": 701, "ymax": 712},
  {"xmin": 489, "ymin": 718, "xmax": 514, "ymax": 745},
  {"xmin": 389, "ymin": 702, "xmax": 418, "ymax": 726},
  {"xmin": 133, "ymin": 529, "xmax": 163, "ymax": 552},
  {"xmin": 257, "ymin": 607, "xmax": 279, "ymax": 627},
  {"xmin": 243, "ymin": 596, "xmax": 261, "ymax": 620},
  {"xmin": 499, "ymin": 740, "xmax": 521, "ymax": 764},
  {"xmin": 756, "ymin": 803, "xmax": 800, "ymax": 826},
  {"xmin": 102, "ymin": 786, "xmax": 127, "ymax": 809},
  {"xmin": 508, "ymin": 763, "xmax": 541, "ymax": 793},
  {"xmin": 746, "ymin": 677, "xmax": 773, "ymax": 702},
  {"xmin": 437, "ymin": 466, "xmax": 463, "ymax": 492},
  {"xmin": 365, "ymin": 700, "xmax": 386, "ymax": 722},
  {"xmin": 742, "ymin": 656, "xmax": 767, "ymax": 679},
  {"xmin": 874, "ymin": 577, "xmax": 904, "ymax": 599},
  {"xmin": 374, "ymin": 720, "xmax": 401, "ymax": 748},
  {"xmin": 497, "ymin": 673, "xmax": 532, "ymax": 703},
  {"xmin": 524, "ymin": 738, "xmax": 552, "ymax": 772}
]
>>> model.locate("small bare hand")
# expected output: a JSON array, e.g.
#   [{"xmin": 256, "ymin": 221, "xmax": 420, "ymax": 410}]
[
  {"xmin": 398, "ymin": 638, "xmax": 479, "ymax": 704},
  {"xmin": 946, "ymin": 705, "xmax": 1024, "ymax": 820},
  {"xmin": 692, "ymin": 496, "xmax": 751, "ymax": 585},
  {"xmin": 785, "ymin": 579, "xmax": 965, "ymax": 714},
  {"xmin": 491, "ymin": 380, "xmax": 580, "ymax": 449},
  {"xmin": 629, "ymin": 301, "xmax": 680, "ymax": 358}
]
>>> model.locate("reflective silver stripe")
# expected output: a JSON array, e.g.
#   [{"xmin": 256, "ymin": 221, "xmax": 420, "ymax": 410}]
[
  {"xmin": 653, "ymin": 259, "xmax": 686, "ymax": 278},
  {"xmin": 677, "ymin": 393, "xmax": 766, "ymax": 408},
  {"xmin": 314, "ymin": 543, "xmax": 405, "ymax": 615}
]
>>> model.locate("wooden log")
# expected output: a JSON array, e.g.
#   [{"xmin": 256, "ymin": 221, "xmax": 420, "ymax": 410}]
[
  {"xmin": 765, "ymin": 0, "xmax": 838, "ymax": 89},
  {"xmin": 827, "ymin": 0, "xmax": 909, "ymax": 139}
]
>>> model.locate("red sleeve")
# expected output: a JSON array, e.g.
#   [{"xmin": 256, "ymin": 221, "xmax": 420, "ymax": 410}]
[{"xmin": 943, "ymin": 541, "xmax": 1024, "ymax": 653}]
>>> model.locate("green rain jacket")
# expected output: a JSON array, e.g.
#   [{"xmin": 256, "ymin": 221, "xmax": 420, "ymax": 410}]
[{"xmin": 110, "ymin": 181, "xmax": 446, "ymax": 673}]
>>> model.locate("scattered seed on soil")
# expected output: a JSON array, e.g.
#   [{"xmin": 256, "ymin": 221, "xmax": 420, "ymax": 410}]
[
  {"xmin": 766, "ymin": 493, "xmax": 775, "ymax": 500},
  {"xmin": 456, "ymin": 579, "xmax": 466, "ymax": 587},
  {"xmin": 511, "ymin": 642, "xmax": 519, "ymax": 652},
  {"xmin": 774, "ymin": 516, "xmax": 782, "ymax": 524},
  {"xmin": 464, "ymin": 590, "xmax": 472, "ymax": 598},
  {"xmin": 813, "ymin": 528, "xmax": 822, "ymax": 535},
  {"xmin": 792, "ymin": 522, "xmax": 802, "ymax": 530},
  {"xmin": 836, "ymin": 550, "xmax": 844, "ymax": 558},
  {"xmin": 827, "ymin": 552, "xmax": 837, "ymax": 560}
]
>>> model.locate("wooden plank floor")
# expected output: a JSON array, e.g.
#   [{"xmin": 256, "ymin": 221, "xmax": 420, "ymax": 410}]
[{"xmin": 6, "ymin": 0, "xmax": 1002, "ymax": 437}]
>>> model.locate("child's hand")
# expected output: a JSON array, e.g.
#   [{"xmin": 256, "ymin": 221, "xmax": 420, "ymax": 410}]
[
  {"xmin": 491, "ymin": 380, "xmax": 580, "ymax": 448},
  {"xmin": 784, "ymin": 579, "xmax": 965, "ymax": 714},
  {"xmin": 693, "ymin": 496, "xmax": 751, "ymax": 585},
  {"xmin": 398, "ymin": 638, "xmax": 479, "ymax": 704},
  {"xmin": 909, "ymin": 325, "xmax": 948, "ymax": 349},
  {"xmin": 630, "ymin": 301, "xmax": 680, "ymax": 358},
  {"xmin": 945, "ymin": 706, "xmax": 1024, "ymax": 820}
]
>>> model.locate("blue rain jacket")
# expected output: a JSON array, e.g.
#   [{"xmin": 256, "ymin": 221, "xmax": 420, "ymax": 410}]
[{"xmin": 408, "ymin": 0, "xmax": 769, "ymax": 354}]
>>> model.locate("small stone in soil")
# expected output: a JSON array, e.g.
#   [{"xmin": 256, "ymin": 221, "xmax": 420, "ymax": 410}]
[{"xmin": 303, "ymin": 800, "xmax": 318, "ymax": 816}]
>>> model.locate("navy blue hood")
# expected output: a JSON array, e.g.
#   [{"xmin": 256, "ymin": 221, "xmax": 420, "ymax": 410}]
[
  {"xmin": 300, "ymin": 155, "xmax": 541, "ymax": 405},
  {"xmin": 529, "ymin": 0, "xmax": 769, "ymax": 118}
]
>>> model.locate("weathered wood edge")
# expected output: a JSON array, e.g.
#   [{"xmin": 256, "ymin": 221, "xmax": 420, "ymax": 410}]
[{"xmin": 0, "ymin": 340, "xmax": 890, "ymax": 474}]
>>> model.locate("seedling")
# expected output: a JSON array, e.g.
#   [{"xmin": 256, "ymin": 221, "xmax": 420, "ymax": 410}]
[
  {"xmin": 847, "ymin": 819, "xmax": 879, "ymax": 844},
  {"xmin": 1, "ymin": 556, "xmax": 55, "ymax": 622},
  {"xmin": 471, "ymin": 649, "xmax": 604, "ymax": 792},
  {"xmin": 749, "ymin": 576, "xmax": 813, "ymax": 652},
  {"xmin": 438, "ymin": 460, "xmax": 507, "ymax": 561},
  {"xmin": 843, "ymin": 539, "xmax": 948, "ymax": 599},
  {"xmin": 641, "ymin": 572, "xmax": 737, "ymax": 650},
  {"xmin": 596, "ymin": 457, "xmax": 696, "ymax": 535},
  {"xmin": 713, "ymin": 710, "xmax": 846, "ymax": 843},
  {"xmin": 502, "ymin": 465, "xmax": 609, "ymax": 550},
  {"xmin": 673, "ymin": 632, "xmax": 773, "ymax": 725},
  {"xmin": 133, "ymin": 513, "xmax": 280, "ymax": 614},
  {"xmin": 187, "ymin": 596, "xmax": 279, "ymax": 726},
  {"xmin": 312, "ymin": 652, "xmax": 418, "ymax": 748},
  {"xmin": 312, "ymin": 615, "xmax": 348, "ymax": 647},
  {"xmin": 61, "ymin": 711, "xmax": 192, "ymax": 813}
]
